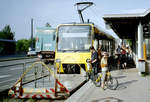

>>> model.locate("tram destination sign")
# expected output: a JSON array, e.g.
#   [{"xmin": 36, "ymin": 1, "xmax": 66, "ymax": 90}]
[
  {"xmin": 143, "ymin": 23, "xmax": 150, "ymax": 38},
  {"xmin": 144, "ymin": 34, "xmax": 150, "ymax": 38}
]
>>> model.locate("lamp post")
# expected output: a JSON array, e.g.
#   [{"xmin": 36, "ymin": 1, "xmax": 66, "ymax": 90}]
[{"xmin": 31, "ymin": 18, "xmax": 33, "ymax": 50}]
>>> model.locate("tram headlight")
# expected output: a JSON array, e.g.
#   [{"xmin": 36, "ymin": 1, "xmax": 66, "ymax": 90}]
[
  {"xmin": 38, "ymin": 54, "xmax": 42, "ymax": 59},
  {"xmin": 55, "ymin": 59, "xmax": 61, "ymax": 69},
  {"xmin": 56, "ymin": 59, "xmax": 61, "ymax": 63}
]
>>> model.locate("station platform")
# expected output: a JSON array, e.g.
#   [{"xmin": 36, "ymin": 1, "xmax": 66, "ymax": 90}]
[
  {"xmin": 57, "ymin": 74, "xmax": 86, "ymax": 92},
  {"xmin": 23, "ymin": 74, "xmax": 86, "ymax": 93},
  {"xmin": 65, "ymin": 68, "xmax": 150, "ymax": 102},
  {"xmin": 8, "ymin": 62, "xmax": 86, "ymax": 99}
]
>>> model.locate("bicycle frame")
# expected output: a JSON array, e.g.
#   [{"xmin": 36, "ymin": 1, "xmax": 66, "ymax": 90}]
[{"xmin": 96, "ymin": 71, "xmax": 111, "ymax": 82}]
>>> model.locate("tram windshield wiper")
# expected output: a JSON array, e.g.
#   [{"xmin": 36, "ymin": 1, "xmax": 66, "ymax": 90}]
[
  {"xmin": 74, "ymin": 50, "xmax": 80, "ymax": 52},
  {"xmin": 74, "ymin": 49, "xmax": 89, "ymax": 52},
  {"xmin": 59, "ymin": 50, "xmax": 74, "ymax": 52},
  {"xmin": 58, "ymin": 50, "xmax": 66, "ymax": 52},
  {"xmin": 59, "ymin": 49, "xmax": 88, "ymax": 52},
  {"xmin": 61, "ymin": 50, "xmax": 67, "ymax": 52}
]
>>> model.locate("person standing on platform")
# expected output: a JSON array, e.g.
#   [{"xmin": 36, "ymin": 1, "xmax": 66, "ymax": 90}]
[
  {"xmin": 101, "ymin": 52, "xmax": 108, "ymax": 89},
  {"xmin": 116, "ymin": 45, "xmax": 122, "ymax": 69},
  {"xmin": 89, "ymin": 46, "xmax": 99, "ymax": 81}
]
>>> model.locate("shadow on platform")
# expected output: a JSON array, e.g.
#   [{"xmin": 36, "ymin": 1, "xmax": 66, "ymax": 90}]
[
  {"xmin": 117, "ymin": 80, "xmax": 138, "ymax": 90},
  {"xmin": 92, "ymin": 97, "xmax": 123, "ymax": 102}
]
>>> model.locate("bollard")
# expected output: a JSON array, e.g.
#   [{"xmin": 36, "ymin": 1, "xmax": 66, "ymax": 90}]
[
  {"xmin": 19, "ymin": 79, "xmax": 23, "ymax": 96},
  {"xmin": 55, "ymin": 79, "xmax": 58, "ymax": 97},
  {"xmin": 143, "ymin": 43, "xmax": 147, "ymax": 60},
  {"xmin": 34, "ymin": 66, "xmax": 37, "ymax": 88},
  {"xmin": 23, "ymin": 62, "xmax": 26, "ymax": 82}
]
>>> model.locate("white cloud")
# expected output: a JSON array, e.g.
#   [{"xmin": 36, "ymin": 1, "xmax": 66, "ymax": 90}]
[{"xmin": 121, "ymin": 8, "xmax": 146, "ymax": 14}]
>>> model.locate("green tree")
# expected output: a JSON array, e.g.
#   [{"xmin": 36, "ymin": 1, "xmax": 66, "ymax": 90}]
[
  {"xmin": 2, "ymin": 25, "xmax": 15, "ymax": 40},
  {"xmin": 0, "ymin": 25, "xmax": 16, "ymax": 55},
  {"xmin": 16, "ymin": 38, "xmax": 35, "ymax": 53},
  {"xmin": 16, "ymin": 39, "xmax": 30, "ymax": 53},
  {"xmin": 28, "ymin": 38, "xmax": 36, "ymax": 49},
  {"xmin": 0, "ymin": 25, "xmax": 15, "ymax": 40}
]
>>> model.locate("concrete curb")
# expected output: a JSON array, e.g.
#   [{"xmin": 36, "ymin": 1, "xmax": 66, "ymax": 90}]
[{"xmin": 65, "ymin": 81, "xmax": 93, "ymax": 102}]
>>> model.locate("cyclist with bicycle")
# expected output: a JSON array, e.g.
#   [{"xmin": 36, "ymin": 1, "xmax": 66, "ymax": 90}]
[
  {"xmin": 101, "ymin": 52, "xmax": 108, "ymax": 89},
  {"xmin": 87, "ymin": 49, "xmax": 118, "ymax": 90}
]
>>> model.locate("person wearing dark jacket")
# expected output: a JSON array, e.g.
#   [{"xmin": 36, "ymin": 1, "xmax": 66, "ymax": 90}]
[{"xmin": 89, "ymin": 46, "xmax": 99, "ymax": 81}]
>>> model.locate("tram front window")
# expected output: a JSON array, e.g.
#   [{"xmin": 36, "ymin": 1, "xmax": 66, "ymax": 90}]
[{"xmin": 58, "ymin": 25, "xmax": 91, "ymax": 52}]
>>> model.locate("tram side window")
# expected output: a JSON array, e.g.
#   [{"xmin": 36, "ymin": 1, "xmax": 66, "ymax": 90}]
[
  {"xmin": 145, "ymin": 38, "xmax": 150, "ymax": 59},
  {"xmin": 93, "ymin": 40, "xmax": 98, "ymax": 50},
  {"xmin": 101, "ymin": 40, "xmax": 106, "ymax": 51}
]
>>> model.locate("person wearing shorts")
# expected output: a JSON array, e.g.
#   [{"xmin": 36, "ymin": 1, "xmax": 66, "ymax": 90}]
[{"xmin": 101, "ymin": 52, "xmax": 108, "ymax": 89}]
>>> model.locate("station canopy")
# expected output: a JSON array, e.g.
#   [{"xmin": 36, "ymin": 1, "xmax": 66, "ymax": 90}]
[{"xmin": 103, "ymin": 9, "xmax": 150, "ymax": 39}]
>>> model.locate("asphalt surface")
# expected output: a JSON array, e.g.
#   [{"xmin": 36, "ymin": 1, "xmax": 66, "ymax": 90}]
[
  {"xmin": 65, "ymin": 68, "xmax": 150, "ymax": 102},
  {"xmin": 0, "ymin": 57, "xmax": 39, "ymax": 92},
  {"xmin": 0, "ymin": 54, "xmax": 27, "ymax": 60},
  {"xmin": 1, "ymin": 57, "xmax": 150, "ymax": 102}
]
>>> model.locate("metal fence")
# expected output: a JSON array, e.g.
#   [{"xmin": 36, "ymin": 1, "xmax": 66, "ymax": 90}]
[{"xmin": 0, "ymin": 58, "xmax": 47, "ymax": 92}]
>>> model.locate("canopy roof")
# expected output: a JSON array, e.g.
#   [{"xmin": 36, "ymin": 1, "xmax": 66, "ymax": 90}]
[{"xmin": 103, "ymin": 9, "xmax": 150, "ymax": 39}]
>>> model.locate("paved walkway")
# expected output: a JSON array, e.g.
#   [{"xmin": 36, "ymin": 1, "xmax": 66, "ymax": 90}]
[{"xmin": 65, "ymin": 68, "xmax": 150, "ymax": 102}]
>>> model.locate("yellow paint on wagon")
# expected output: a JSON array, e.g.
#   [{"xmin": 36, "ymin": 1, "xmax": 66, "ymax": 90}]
[{"xmin": 55, "ymin": 52, "xmax": 91, "ymax": 73}]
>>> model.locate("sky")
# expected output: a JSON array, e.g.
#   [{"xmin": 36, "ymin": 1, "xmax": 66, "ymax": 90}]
[{"xmin": 0, "ymin": 0, "xmax": 150, "ymax": 40}]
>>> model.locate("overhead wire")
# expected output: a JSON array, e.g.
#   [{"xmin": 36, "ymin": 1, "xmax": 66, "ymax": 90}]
[
  {"xmin": 87, "ymin": 5, "xmax": 117, "ymax": 38},
  {"xmin": 88, "ymin": 6, "xmax": 104, "ymax": 24}
]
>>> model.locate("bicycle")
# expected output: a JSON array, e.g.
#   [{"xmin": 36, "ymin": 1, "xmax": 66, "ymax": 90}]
[
  {"xmin": 86, "ymin": 59, "xmax": 98, "ymax": 81},
  {"xmin": 86, "ymin": 58, "xmax": 118, "ymax": 90},
  {"xmin": 94, "ymin": 71, "xmax": 118, "ymax": 90}
]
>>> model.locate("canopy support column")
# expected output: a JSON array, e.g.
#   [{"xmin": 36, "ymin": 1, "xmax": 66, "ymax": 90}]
[
  {"xmin": 137, "ymin": 21, "xmax": 145, "ymax": 75},
  {"xmin": 138, "ymin": 21, "xmax": 143, "ymax": 59}
]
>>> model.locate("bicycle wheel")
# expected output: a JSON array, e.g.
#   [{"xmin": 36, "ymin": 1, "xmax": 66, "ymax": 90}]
[
  {"xmin": 94, "ymin": 74, "xmax": 101, "ymax": 87},
  {"xmin": 86, "ymin": 72, "xmax": 90, "ymax": 81},
  {"xmin": 106, "ymin": 77, "xmax": 118, "ymax": 90}
]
